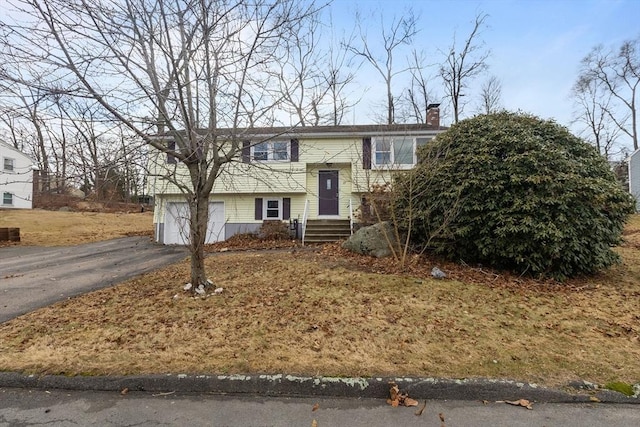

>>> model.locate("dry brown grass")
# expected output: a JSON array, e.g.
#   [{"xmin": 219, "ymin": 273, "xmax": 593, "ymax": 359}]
[
  {"xmin": 0, "ymin": 209, "xmax": 152, "ymax": 246},
  {"xmin": 0, "ymin": 212, "xmax": 638, "ymax": 388}
]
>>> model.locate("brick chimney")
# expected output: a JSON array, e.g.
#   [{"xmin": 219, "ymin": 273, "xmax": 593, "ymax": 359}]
[{"xmin": 426, "ymin": 103, "xmax": 440, "ymax": 128}]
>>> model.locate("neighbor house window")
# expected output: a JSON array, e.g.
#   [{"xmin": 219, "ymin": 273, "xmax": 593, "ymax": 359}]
[
  {"xmin": 2, "ymin": 192, "xmax": 13, "ymax": 205},
  {"xmin": 251, "ymin": 141, "xmax": 290, "ymax": 162},
  {"xmin": 3, "ymin": 157, "xmax": 14, "ymax": 172},
  {"xmin": 371, "ymin": 136, "xmax": 432, "ymax": 168}
]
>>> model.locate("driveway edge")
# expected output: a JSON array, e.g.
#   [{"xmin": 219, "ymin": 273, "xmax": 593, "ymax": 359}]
[{"xmin": 0, "ymin": 372, "xmax": 637, "ymax": 403}]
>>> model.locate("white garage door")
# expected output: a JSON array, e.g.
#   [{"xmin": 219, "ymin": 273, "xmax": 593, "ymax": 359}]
[{"xmin": 164, "ymin": 202, "xmax": 225, "ymax": 245}]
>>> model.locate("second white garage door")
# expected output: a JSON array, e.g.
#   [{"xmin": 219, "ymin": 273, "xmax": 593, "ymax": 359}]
[{"xmin": 164, "ymin": 202, "xmax": 225, "ymax": 245}]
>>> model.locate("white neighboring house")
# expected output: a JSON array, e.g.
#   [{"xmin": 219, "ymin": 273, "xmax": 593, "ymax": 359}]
[
  {"xmin": 629, "ymin": 149, "xmax": 640, "ymax": 211},
  {"xmin": 0, "ymin": 140, "xmax": 36, "ymax": 209}
]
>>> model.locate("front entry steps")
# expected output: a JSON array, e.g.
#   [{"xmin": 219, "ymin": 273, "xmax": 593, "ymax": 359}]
[{"xmin": 304, "ymin": 219, "xmax": 351, "ymax": 243}]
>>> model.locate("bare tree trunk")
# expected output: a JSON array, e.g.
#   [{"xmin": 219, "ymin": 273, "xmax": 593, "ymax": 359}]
[{"xmin": 188, "ymin": 189, "xmax": 209, "ymax": 286}]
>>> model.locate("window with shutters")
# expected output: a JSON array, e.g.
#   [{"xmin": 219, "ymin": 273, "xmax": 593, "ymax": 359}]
[
  {"xmin": 371, "ymin": 136, "xmax": 432, "ymax": 169},
  {"xmin": 251, "ymin": 141, "xmax": 290, "ymax": 162},
  {"xmin": 265, "ymin": 199, "xmax": 281, "ymax": 219},
  {"xmin": 255, "ymin": 197, "xmax": 291, "ymax": 221}
]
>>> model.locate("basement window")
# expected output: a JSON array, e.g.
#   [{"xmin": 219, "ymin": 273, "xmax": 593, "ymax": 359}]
[{"xmin": 265, "ymin": 199, "xmax": 281, "ymax": 219}]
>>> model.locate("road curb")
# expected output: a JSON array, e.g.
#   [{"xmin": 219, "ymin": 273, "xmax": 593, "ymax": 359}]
[{"xmin": 0, "ymin": 372, "xmax": 637, "ymax": 403}]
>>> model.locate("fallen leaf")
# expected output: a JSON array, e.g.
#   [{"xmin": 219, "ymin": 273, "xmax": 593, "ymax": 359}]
[
  {"xmin": 312, "ymin": 403, "xmax": 320, "ymax": 412},
  {"xmin": 590, "ymin": 396, "xmax": 601, "ymax": 403},
  {"xmin": 311, "ymin": 419, "xmax": 318, "ymax": 427},
  {"xmin": 505, "ymin": 399, "xmax": 533, "ymax": 410},
  {"xmin": 404, "ymin": 397, "xmax": 419, "ymax": 407},
  {"xmin": 481, "ymin": 400, "xmax": 489, "ymax": 405},
  {"xmin": 120, "ymin": 387, "xmax": 129, "ymax": 395},
  {"xmin": 439, "ymin": 412, "xmax": 446, "ymax": 427},
  {"xmin": 414, "ymin": 400, "xmax": 427, "ymax": 416}
]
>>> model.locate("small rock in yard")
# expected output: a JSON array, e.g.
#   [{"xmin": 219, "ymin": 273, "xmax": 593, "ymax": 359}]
[
  {"xmin": 431, "ymin": 267, "xmax": 447, "ymax": 279},
  {"xmin": 214, "ymin": 287, "xmax": 224, "ymax": 294},
  {"xmin": 195, "ymin": 285, "xmax": 206, "ymax": 295},
  {"xmin": 183, "ymin": 283, "xmax": 192, "ymax": 291}
]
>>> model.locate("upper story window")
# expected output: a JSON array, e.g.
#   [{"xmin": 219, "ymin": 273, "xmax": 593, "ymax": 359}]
[
  {"xmin": 371, "ymin": 136, "xmax": 432, "ymax": 168},
  {"xmin": 3, "ymin": 157, "xmax": 15, "ymax": 172},
  {"xmin": 252, "ymin": 141, "xmax": 290, "ymax": 162}
]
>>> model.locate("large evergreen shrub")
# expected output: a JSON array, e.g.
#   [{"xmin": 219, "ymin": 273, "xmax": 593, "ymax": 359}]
[{"xmin": 393, "ymin": 112, "xmax": 635, "ymax": 279}]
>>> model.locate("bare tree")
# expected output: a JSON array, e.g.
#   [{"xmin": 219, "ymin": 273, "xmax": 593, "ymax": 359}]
[
  {"xmin": 272, "ymin": 11, "xmax": 356, "ymax": 126},
  {"xmin": 572, "ymin": 74, "xmax": 621, "ymax": 159},
  {"xmin": 324, "ymin": 19, "xmax": 359, "ymax": 126},
  {"xmin": 400, "ymin": 49, "xmax": 438, "ymax": 124},
  {"xmin": 0, "ymin": 71, "xmax": 52, "ymax": 188},
  {"xmin": 347, "ymin": 8, "xmax": 418, "ymax": 124},
  {"xmin": 578, "ymin": 36, "xmax": 640, "ymax": 151},
  {"xmin": 0, "ymin": 0, "xmax": 322, "ymax": 289},
  {"xmin": 439, "ymin": 13, "xmax": 490, "ymax": 123},
  {"xmin": 478, "ymin": 74, "xmax": 502, "ymax": 115}
]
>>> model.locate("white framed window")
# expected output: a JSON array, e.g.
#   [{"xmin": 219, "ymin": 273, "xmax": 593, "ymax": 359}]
[
  {"xmin": 252, "ymin": 141, "xmax": 290, "ymax": 162},
  {"xmin": 264, "ymin": 198, "xmax": 282, "ymax": 220},
  {"xmin": 2, "ymin": 192, "xmax": 13, "ymax": 205},
  {"xmin": 3, "ymin": 157, "xmax": 15, "ymax": 172},
  {"xmin": 372, "ymin": 136, "xmax": 432, "ymax": 168}
]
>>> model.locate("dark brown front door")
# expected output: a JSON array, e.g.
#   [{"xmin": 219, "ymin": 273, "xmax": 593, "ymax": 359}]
[{"xmin": 318, "ymin": 170, "xmax": 339, "ymax": 216}]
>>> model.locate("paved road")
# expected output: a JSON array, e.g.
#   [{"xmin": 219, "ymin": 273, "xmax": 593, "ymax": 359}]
[
  {"xmin": 0, "ymin": 388, "xmax": 639, "ymax": 427},
  {"xmin": 0, "ymin": 237, "xmax": 187, "ymax": 323}
]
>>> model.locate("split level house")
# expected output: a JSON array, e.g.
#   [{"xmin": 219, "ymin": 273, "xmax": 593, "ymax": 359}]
[
  {"xmin": 147, "ymin": 105, "xmax": 445, "ymax": 245},
  {"xmin": 0, "ymin": 140, "xmax": 35, "ymax": 209}
]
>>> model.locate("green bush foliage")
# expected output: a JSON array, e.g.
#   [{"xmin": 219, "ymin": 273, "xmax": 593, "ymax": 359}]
[{"xmin": 393, "ymin": 112, "xmax": 635, "ymax": 280}]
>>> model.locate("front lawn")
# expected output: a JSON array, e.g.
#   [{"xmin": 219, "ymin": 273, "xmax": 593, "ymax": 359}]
[{"xmin": 1, "ymin": 216, "xmax": 639, "ymax": 387}]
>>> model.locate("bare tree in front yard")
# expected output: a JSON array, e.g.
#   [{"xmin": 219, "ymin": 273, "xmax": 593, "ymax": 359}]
[{"xmin": 0, "ymin": 0, "xmax": 322, "ymax": 289}]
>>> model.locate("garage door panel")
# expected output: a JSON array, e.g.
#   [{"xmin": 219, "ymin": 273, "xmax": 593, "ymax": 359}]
[{"xmin": 164, "ymin": 202, "xmax": 225, "ymax": 245}]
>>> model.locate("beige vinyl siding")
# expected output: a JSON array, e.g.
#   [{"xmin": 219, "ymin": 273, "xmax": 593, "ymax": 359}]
[
  {"xmin": 155, "ymin": 193, "xmax": 308, "ymax": 225},
  {"xmin": 213, "ymin": 162, "xmax": 306, "ymax": 193},
  {"xmin": 299, "ymin": 137, "xmax": 361, "ymax": 164}
]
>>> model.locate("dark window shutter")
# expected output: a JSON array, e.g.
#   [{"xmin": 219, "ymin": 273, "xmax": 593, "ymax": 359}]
[
  {"xmin": 290, "ymin": 139, "xmax": 299, "ymax": 162},
  {"xmin": 242, "ymin": 141, "xmax": 251, "ymax": 163},
  {"xmin": 167, "ymin": 141, "xmax": 177, "ymax": 164},
  {"xmin": 254, "ymin": 198, "xmax": 263, "ymax": 220},
  {"xmin": 283, "ymin": 197, "xmax": 291, "ymax": 220},
  {"xmin": 363, "ymin": 137, "xmax": 371, "ymax": 170}
]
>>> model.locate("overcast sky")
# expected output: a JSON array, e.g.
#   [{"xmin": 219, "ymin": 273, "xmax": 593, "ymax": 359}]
[{"xmin": 329, "ymin": 0, "xmax": 639, "ymax": 149}]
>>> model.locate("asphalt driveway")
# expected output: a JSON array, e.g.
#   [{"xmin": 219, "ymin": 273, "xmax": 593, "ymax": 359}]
[{"xmin": 0, "ymin": 237, "xmax": 187, "ymax": 323}]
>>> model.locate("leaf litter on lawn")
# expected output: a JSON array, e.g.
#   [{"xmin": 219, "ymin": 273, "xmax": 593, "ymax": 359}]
[{"xmin": 0, "ymin": 221, "xmax": 639, "ymax": 387}]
